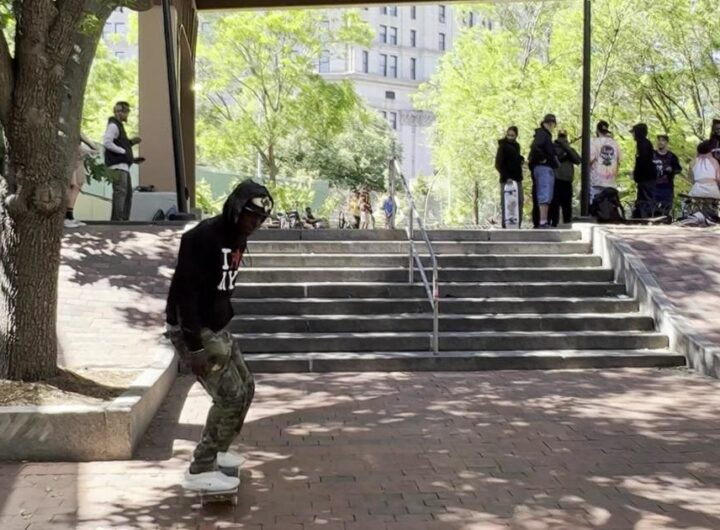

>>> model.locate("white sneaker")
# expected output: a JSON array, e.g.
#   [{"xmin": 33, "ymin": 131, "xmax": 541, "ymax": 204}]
[
  {"xmin": 217, "ymin": 451, "xmax": 247, "ymax": 468},
  {"xmin": 63, "ymin": 219, "xmax": 79, "ymax": 228},
  {"xmin": 73, "ymin": 220, "xmax": 86, "ymax": 227},
  {"xmin": 183, "ymin": 470, "xmax": 239, "ymax": 492}
]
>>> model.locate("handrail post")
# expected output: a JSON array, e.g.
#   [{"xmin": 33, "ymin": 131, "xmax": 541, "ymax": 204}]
[
  {"xmin": 432, "ymin": 272, "xmax": 439, "ymax": 355},
  {"xmin": 408, "ymin": 207, "xmax": 414, "ymax": 284}
]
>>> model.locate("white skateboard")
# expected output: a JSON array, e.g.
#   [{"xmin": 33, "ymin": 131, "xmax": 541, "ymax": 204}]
[
  {"xmin": 198, "ymin": 465, "xmax": 240, "ymax": 506},
  {"xmin": 503, "ymin": 180, "xmax": 520, "ymax": 228}
]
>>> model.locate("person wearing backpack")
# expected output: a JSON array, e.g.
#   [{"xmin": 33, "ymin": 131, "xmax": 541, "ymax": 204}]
[
  {"xmin": 631, "ymin": 123, "xmax": 657, "ymax": 218},
  {"xmin": 495, "ymin": 126, "xmax": 525, "ymax": 227},
  {"xmin": 528, "ymin": 114, "xmax": 560, "ymax": 228},
  {"xmin": 549, "ymin": 130, "xmax": 581, "ymax": 227}
]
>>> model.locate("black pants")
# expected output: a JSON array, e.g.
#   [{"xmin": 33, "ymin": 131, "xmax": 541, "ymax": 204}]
[
  {"xmin": 549, "ymin": 180, "xmax": 573, "ymax": 226},
  {"xmin": 531, "ymin": 178, "xmax": 539, "ymax": 228},
  {"xmin": 633, "ymin": 181, "xmax": 657, "ymax": 218}
]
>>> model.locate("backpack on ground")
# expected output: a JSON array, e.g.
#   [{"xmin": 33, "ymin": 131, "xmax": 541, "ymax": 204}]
[{"xmin": 590, "ymin": 188, "xmax": 625, "ymax": 223}]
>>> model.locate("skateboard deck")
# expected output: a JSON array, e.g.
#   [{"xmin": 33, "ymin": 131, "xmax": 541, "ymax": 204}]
[
  {"xmin": 502, "ymin": 180, "xmax": 520, "ymax": 228},
  {"xmin": 196, "ymin": 465, "xmax": 241, "ymax": 506}
]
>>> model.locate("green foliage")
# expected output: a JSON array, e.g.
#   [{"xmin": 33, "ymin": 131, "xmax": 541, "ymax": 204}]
[
  {"xmin": 83, "ymin": 36, "xmax": 138, "ymax": 142},
  {"xmin": 195, "ymin": 179, "xmax": 224, "ymax": 215},
  {"xmin": 290, "ymin": 108, "xmax": 395, "ymax": 192},
  {"xmin": 196, "ymin": 10, "xmax": 372, "ymax": 183},
  {"xmin": 419, "ymin": 0, "xmax": 720, "ymax": 225},
  {"xmin": 266, "ymin": 179, "xmax": 316, "ymax": 213}
]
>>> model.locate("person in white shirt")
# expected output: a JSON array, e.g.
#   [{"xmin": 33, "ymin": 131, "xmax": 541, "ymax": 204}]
[
  {"xmin": 589, "ymin": 120, "xmax": 621, "ymax": 203},
  {"xmin": 689, "ymin": 140, "xmax": 720, "ymax": 199},
  {"xmin": 103, "ymin": 101, "xmax": 141, "ymax": 221},
  {"xmin": 65, "ymin": 133, "xmax": 99, "ymax": 228}
]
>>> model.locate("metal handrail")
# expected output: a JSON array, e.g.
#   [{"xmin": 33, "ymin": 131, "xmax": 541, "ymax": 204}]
[{"xmin": 392, "ymin": 158, "xmax": 439, "ymax": 354}]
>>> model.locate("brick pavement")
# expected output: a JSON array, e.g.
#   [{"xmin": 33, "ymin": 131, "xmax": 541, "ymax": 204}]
[
  {"xmin": 2, "ymin": 368, "xmax": 720, "ymax": 529},
  {"xmin": 57, "ymin": 225, "xmax": 181, "ymax": 372},
  {"xmin": 611, "ymin": 226, "xmax": 720, "ymax": 344}
]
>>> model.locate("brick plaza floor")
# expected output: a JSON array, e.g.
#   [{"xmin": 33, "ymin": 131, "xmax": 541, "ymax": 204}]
[{"xmin": 2, "ymin": 368, "xmax": 720, "ymax": 530}]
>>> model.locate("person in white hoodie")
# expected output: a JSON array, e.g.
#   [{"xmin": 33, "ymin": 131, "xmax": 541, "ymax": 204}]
[
  {"xmin": 689, "ymin": 140, "xmax": 720, "ymax": 199},
  {"xmin": 589, "ymin": 120, "xmax": 621, "ymax": 203}
]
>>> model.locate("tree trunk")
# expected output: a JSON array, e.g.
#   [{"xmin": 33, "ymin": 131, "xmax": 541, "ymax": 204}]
[
  {"xmin": 267, "ymin": 143, "xmax": 278, "ymax": 185},
  {"xmin": 0, "ymin": 1, "xmax": 113, "ymax": 381}
]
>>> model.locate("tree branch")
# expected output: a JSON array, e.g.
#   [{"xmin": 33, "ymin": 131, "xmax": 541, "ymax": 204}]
[{"xmin": 0, "ymin": 30, "xmax": 13, "ymax": 127}]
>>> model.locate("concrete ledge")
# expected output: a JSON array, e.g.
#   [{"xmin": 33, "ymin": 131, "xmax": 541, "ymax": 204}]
[
  {"xmin": 0, "ymin": 346, "xmax": 177, "ymax": 461},
  {"xmin": 592, "ymin": 226, "xmax": 720, "ymax": 379}
]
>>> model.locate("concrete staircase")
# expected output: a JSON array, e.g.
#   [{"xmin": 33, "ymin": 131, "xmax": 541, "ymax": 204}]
[{"xmin": 234, "ymin": 229, "xmax": 684, "ymax": 372}]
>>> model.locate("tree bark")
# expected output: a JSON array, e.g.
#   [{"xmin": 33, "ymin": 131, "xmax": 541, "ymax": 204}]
[
  {"xmin": 0, "ymin": 0, "xmax": 113, "ymax": 381},
  {"xmin": 472, "ymin": 180, "xmax": 479, "ymax": 226}
]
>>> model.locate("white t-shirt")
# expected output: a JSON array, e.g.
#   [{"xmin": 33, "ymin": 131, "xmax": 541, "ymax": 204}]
[{"xmin": 590, "ymin": 136, "xmax": 621, "ymax": 188}]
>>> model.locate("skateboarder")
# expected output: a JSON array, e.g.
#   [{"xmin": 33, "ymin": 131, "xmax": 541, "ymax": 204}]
[{"xmin": 165, "ymin": 179, "xmax": 273, "ymax": 492}]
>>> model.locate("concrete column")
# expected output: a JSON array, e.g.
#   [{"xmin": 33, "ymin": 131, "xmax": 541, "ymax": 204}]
[{"xmin": 138, "ymin": 6, "xmax": 176, "ymax": 192}]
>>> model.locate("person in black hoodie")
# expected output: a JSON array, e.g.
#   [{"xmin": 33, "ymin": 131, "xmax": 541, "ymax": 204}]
[
  {"xmin": 528, "ymin": 114, "xmax": 559, "ymax": 228},
  {"xmin": 631, "ymin": 123, "xmax": 657, "ymax": 218},
  {"xmin": 166, "ymin": 179, "xmax": 273, "ymax": 493},
  {"xmin": 495, "ymin": 126, "xmax": 525, "ymax": 227}
]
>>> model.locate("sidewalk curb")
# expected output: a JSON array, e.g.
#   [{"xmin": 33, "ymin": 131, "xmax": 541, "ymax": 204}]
[
  {"xmin": 592, "ymin": 226, "xmax": 720, "ymax": 379},
  {"xmin": 0, "ymin": 345, "xmax": 177, "ymax": 461}
]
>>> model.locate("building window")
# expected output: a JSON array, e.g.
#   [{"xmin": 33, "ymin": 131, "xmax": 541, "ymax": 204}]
[
  {"xmin": 385, "ymin": 90, "xmax": 396, "ymax": 99},
  {"xmin": 389, "ymin": 112, "xmax": 398, "ymax": 130},
  {"xmin": 379, "ymin": 25, "xmax": 387, "ymax": 44},
  {"xmin": 114, "ymin": 51, "xmax": 126, "ymax": 59},
  {"xmin": 102, "ymin": 22, "xmax": 112, "ymax": 38},
  {"xmin": 389, "ymin": 55, "xmax": 398, "ymax": 78},
  {"xmin": 410, "ymin": 58, "xmax": 417, "ymax": 80},
  {"xmin": 379, "ymin": 53, "xmax": 388, "ymax": 76},
  {"xmin": 488, "ymin": 20, "xmax": 494, "ymax": 31},
  {"xmin": 319, "ymin": 51, "xmax": 330, "ymax": 73},
  {"xmin": 201, "ymin": 21, "xmax": 212, "ymax": 33},
  {"xmin": 362, "ymin": 50, "xmax": 369, "ymax": 73},
  {"xmin": 380, "ymin": 6, "xmax": 387, "ymax": 14},
  {"xmin": 410, "ymin": 6, "xmax": 417, "ymax": 19},
  {"xmin": 389, "ymin": 27, "xmax": 398, "ymax": 45},
  {"xmin": 410, "ymin": 29, "xmax": 417, "ymax": 47},
  {"xmin": 439, "ymin": 32, "xmax": 446, "ymax": 51},
  {"xmin": 388, "ymin": 5, "xmax": 397, "ymax": 16},
  {"xmin": 439, "ymin": 5, "xmax": 446, "ymax": 23},
  {"xmin": 468, "ymin": 13, "xmax": 475, "ymax": 27},
  {"xmin": 380, "ymin": 110, "xmax": 388, "ymax": 119}
]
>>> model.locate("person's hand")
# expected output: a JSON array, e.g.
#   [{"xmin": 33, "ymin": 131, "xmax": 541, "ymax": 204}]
[
  {"xmin": 130, "ymin": 137, "xmax": 142, "ymax": 145},
  {"xmin": 189, "ymin": 349, "xmax": 211, "ymax": 379},
  {"xmin": 134, "ymin": 157, "xmax": 146, "ymax": 164}
]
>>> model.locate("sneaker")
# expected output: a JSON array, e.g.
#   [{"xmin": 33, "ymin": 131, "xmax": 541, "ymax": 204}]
[
  {"xmin": 73, "ymin": 220, "xmax": 86, "ymax": 227},
  {"xmin": 63, "ymin": 219, "xmax": 79, "ymax": 228},
  {"xmin": 183, "ymin": 470, "xmax": 239, "ymax": 492},
  {"xmin": 217, "ymin": 451, "xmax": 247, "ymax": 468}
]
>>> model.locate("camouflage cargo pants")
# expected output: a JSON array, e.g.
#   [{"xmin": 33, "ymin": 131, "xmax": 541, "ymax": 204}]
[{"xmin": 168, "ymin": 327, "xmax": 255, "ymax": 474}]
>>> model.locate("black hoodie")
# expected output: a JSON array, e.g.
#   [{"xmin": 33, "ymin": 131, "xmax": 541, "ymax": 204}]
[
  {"xmin": 632, "ymin": 123, "xmax": 656, "ymax": 183},
  {"xmin": 165, "ymin": 180, "xmax": 273, "ymax": 350},
  {"xmin": 495, "ymin": 138, "xmax": 524, "ymax": 182},
  {"xmin": 528, "ymin": 126, "xmax": 559, "ymax": 170}
]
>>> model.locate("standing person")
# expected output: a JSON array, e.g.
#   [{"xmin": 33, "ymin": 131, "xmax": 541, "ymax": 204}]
[
  {"xmin": 709, "ymin": 119, "xmax": 720, "ymax": 166},
  {"xmin": 65, "ymin": 133, "xmax": 99, "ymax": 228},
  {"xmin": 359, "ymin": 190, "xmax": 372, "ymax": 229},
  {"xmin": 631, "ymin": 123, "xmax": 656, "ymax": 218},
  {"xmin": 688, "ymin": 140, "xmax": 720, "ymax": 199},
  {"xmin": 549, "ymin": 130, "xmax": 581, "ymax": 227},
  {"xmin": 528, "ymin": 114, "xmax": 559, "ymax": 228},
  {"xmin": 166, "ymin": 179, "xmax": 273, "ymax": 492},
  {"xmin": 104, "ymin": 101, "xmax": 141, "ymax": 221},
  {"xmin": 653, "ymin": 134, "xmax": 682, "ymax": 216},
  {"xmin": 589, "ymin": 121, "xmax": 621, "ymax": 203},
  {"xmin": 349, "ymin": 190, "xmax": 361, "ymax": 228},
  {"xmin": 495, "ymin": 126, "xmax": 525, "ymax": 228},
  {"xmin": 383, "ymin": 193, "xmax": 396, "ymax": 229}
]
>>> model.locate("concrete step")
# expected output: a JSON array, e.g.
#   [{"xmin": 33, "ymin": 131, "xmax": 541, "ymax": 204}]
[
  {"xmin": 242, "ymin": 253, "xmax": 602, "ymax": 268},
  {"xmin": 230, "ymin": 313, "xmax": 655, "ymax": 334},
  {"xmin": 234, "ymin": 282, "xmax": 626, "ymax": 299},
  {"xmin": 244, "ymin": 350, "xmax": 685, "ymax": 372},
  {"xmin": 235, "ymin": 267, "xmax": 613, "ymax": 283},
  {"xmin": 235, "ymin": 331, "xmax": 669, "ymax": 354},
  {"xmin": 250, "ymin": 229, "xmax": 583, "ymax": 242},
  {"xmin": 245, "ymin": 241, "xmax": 591, "ymax": 255},
  {"xmin": 232, "ymin": 297, "xmax": 638, "ymax": 315}
]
